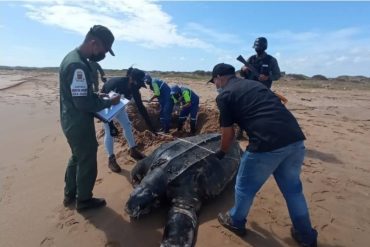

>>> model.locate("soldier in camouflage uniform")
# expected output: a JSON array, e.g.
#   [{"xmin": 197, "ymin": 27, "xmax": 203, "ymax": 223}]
[{"xmin": 59, "ymin": 25, "xmax": 120, "ymax": 211}]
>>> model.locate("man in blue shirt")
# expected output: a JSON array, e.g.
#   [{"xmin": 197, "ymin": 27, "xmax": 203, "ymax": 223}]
[
  {"xmin": 170, "ymin": 85, "xmax": 199, "ymax": 134},
  {"xmin": 144, "ymin": 74, "xmax": 173, "ymax": 133}
]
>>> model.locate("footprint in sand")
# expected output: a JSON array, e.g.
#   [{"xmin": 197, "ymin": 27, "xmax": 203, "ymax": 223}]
[
  {"xmin": 57, "ymin": 210, "xmax": 79, "ymax": 230},
  {"xmin": 310, "ymin": 190, "xmax": 330, "ymax": 203},
  {"xmin": 41, "ymin": 135, "xmax": 49, "ymax": 143},
  {"xmin": 105, "ymin": 241, "xmax": 121, "ymax": 247},
  {"xmin": 313, "ymin": 205, "xmax": 335, "ymax": 232},
  {"xmin": 322, "ymin": 177, "xmax": 339, "ymax": 187},
  {"xmin": 354, "ymin": 166, "xmax": 370, "ymax": 174},
  {"xmin": 40, "ymin": 236, "xmax": 55, "ymax": 247},
  {"xmin": 26, "ymin": 155, "xmax": 39, "ymax": 162},
  {"xmin": 1, "ymin": 175, "xmax": 14, "ymax": 204},
  {"xmin": 95, "ymin": 178, "xmax": 103, "ymax": 185},
  {"xmin": 347, "ymin": 179, "xmax": 370, "ymax": 189},
  {"xmin": 333, "ymin": 130, "xmax": 345, "ymax": 135},
  {"xmin": 305, "ymin": 177, "xmax": 313, "ymax": 183}
]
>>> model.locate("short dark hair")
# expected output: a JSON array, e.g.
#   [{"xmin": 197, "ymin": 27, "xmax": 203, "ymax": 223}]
[
  {"xmin": 127, "ymin": 67, "xmax": 147, "ymax": 88},
  {"xmin": 126, "ymin": 67, "xmax": 134, "ymax": 77}
]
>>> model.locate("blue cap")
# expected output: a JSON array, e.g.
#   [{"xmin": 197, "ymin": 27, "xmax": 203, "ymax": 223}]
[{"xmin": 143, "ymin": 73, "xmax": 152, "ymax": 85}]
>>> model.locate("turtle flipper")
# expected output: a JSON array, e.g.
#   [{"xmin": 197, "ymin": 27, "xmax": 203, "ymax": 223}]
[
  {"xmin": 130, "ymin": 156, "xmax": 152, "ymax": 185},
  {"xmin": 161, "ymin": 198, "xmax": 201, "ymax": 247}
]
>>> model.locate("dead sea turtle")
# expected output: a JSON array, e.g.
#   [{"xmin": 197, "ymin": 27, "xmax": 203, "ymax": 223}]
[{"xmin": 125, "ymin": 133, "xmax": 241, "ymax": 247}]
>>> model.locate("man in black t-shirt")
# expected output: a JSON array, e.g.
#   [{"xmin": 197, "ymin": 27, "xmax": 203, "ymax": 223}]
[
  {"xmin": 240, "ymin": 37, "xmax": 281, "ymax": 89},
  {"xmin": 101, "ymin": 68, "xmax": 155, "ymax": 172},
  {"xmin": 209, "ymin": 63, "xmax": 317, "ymax": 247}
]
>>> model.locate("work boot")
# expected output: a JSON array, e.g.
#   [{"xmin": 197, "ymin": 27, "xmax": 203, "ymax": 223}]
[
  {"xmin": 217, "ymin": 212, "xmax": 247, "ymax": 237},
  {"xmin": 108, "ymin": 154, "xmax": 121, "ymax": 173},
  {"xmin": 291, "ymin": 227, "xmax": 318, "ymax": 247},
  {"xmin": 76, "ymin": 197, "xmax": 106, "ymax": 212},
  {"xmin": 63, "ymin": 196, "xmax": 75, "ymax": 207},
  {"xmin": 177, "ymin": 121, "xmax": 184, "ymax": 131},
  {"xmin": 129, "ymin": 147, "xmax": 146, "ymax": 160}
]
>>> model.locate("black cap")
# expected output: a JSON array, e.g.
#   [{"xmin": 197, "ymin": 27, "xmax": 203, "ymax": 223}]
[
  {"xmin": 208, "ymin": 63, "xmax": 235, "ymax": 83},
  {"xmin": 89, "ymin": 25, "xmax": 115, "ymax": 56},
  {"xmin": 130, "ymin": 68, "xmax": 147, "ymax": 88}
]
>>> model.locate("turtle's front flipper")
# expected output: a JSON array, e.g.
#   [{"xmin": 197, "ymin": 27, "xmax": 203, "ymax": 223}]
[
  {"xmin": 130, "ymin": 156, "xmax": 153, "ymax": 185},
  {"xmin": 161, "ymin": 198, "xmax": 201, "ymax": 247}
]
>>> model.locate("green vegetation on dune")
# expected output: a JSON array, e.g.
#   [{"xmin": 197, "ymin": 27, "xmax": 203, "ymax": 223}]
[{"xmin": 1, "ymin": 66, "xmax": 369, "ymax": 90}]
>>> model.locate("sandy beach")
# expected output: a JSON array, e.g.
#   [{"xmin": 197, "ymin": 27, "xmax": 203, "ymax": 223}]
[{"xmin": 1, "ymin": 69, "xmax": 369, "ymax": 247}]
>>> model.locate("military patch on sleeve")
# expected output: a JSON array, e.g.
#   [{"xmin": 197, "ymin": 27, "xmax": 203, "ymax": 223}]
[{"xmin": 71, "ymin": 69, "xmax": 88, "ymax": 97}]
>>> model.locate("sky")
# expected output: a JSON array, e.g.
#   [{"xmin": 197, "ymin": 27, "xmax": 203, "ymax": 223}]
[{"xmin": 1, "ymin": 0, "xmax": 370, "ymax": 77}]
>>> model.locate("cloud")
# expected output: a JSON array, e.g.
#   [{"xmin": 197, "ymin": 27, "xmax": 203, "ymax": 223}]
[
  {"xmin": 185, "ymin": 22, "xmax": 243, "ymax": 45},
  {"xmin": 23, "ymin": 0, "xmax": 211, "ymax": 49},
  {"xmin": 261, "ymin": 27, "xmax": 370, "ymax": 76}
]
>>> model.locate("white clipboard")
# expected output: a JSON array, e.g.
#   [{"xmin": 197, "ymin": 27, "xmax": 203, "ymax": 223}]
[{"xmin": 95, "ymin": 93, "xmax": 130, "ymax": 122}]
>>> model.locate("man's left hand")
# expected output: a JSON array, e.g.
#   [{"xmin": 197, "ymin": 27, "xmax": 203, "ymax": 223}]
[
  {"xmin": 98, "ymin": 92, "xmax": 109, "ymax": 98},
  {"xmin": 258, "ymin": 74, "xmax": 269, "ymax": 81},
  {"xmin": 214, "ymin": 150, "xmax": 226, "ymax": 160}
]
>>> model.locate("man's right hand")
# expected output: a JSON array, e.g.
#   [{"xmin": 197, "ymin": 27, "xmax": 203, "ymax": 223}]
[
  {"xmin": 110, "ymin": 94, "xmax": 121, "ymax": 105},
  {"xmin": 214, "ymin": 150, "xmax": 226, "ymax": 160},
  {"xmin": 240, "ymin": 66, "xmax": 249, "ymax": 77},
  {"xmin": 241, "ymin": 66, "xmax": 250, "ymax": 73}
]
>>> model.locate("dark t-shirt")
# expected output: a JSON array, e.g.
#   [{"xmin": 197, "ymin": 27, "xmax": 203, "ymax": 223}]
[
  {"xmin": 102, "ymin": 77, "xmax": 154, "ymax": 130},
  {"xmin": 216, "ymin": 77, "xmax": 305, "ymax": 152},
  {"xmin": 244, "ymin": 52, "xmax": 281, "ymax": 89}
]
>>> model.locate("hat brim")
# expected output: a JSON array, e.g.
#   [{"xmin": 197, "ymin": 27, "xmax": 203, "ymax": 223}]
[
  {"xmin": 138, "ymin": 80, "xmax": 147, "ymax": 88},
  {"xmin": 207, "ymin": 77, "xmax": 215, "ymax": 84},
  {"xmin": 108, "ymin": 48, "xmax": 115, "ymax": 56}
]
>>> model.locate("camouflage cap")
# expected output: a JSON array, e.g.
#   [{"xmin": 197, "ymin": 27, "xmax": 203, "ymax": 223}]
[{"xmin": 89, "ymin": 25, "xmax": 115, "ymax": 56}]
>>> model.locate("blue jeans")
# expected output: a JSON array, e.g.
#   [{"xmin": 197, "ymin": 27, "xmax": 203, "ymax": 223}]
[
  {"xmin": 179, "ymin": 97, "xmax": 199, "ymax": 123},
  {"xmin": 159, "ymin": 86, "xmax": 173, "ymax": 131},
  {"xmin": 229, "ymin": 141, "xmax": 317, "ymax": 244},
  {"xmin": 104, "ymin": 107, "xmax": 136, "ymax": 156}
]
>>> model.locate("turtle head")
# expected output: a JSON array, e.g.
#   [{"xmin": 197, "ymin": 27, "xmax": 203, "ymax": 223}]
[
  {"xmin": 125, "ymin": 186, "xmax": 160, "ymax": 218},
  {"xmin": 125, "ymin": 168, "xmax": 167, "ymax": 218}
]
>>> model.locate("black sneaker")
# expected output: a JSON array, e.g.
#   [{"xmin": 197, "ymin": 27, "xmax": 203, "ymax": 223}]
[
  {"xmin": 291, "ymin": 227, "xmax": 318, "ymax": 247},
  {"xmin": 76, "ymin": 197, "xmax": 106, "ymax": 212},
  {"xmin": 217, "ymin": 212, "xmax": 247, "ymax": 237},
  {"xmin": 108, "ymin": 154, "xmax": 121, "ymax": 173},
  {"xmin": 63, "ymin": 196, "xmax": 75, "ymax": 207},
  {"xmin": 129, "ymin": 147, "xmax": 146, "ymax": 160}
]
